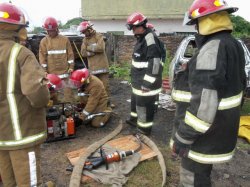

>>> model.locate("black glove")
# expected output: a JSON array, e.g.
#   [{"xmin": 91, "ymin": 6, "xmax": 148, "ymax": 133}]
[{"xmin": 172, "ymin": 139, "xmax": 189, "ymax": 158}]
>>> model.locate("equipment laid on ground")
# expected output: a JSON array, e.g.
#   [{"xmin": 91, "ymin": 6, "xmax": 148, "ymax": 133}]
[
  {"xmin": 46, "ymin": 103, "xmax": 81, "ymax": 142},
  {"xmin": 46, "ymin": 102, "xmax": 110, "ymax": 142},
  {"xmin": 66, "ymin": 133, "xmax": 142, "ymax": 172}
]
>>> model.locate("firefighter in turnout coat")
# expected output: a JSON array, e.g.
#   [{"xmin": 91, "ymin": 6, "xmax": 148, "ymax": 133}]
[
  {"xmin": 78, "ymin": 21, "xmax": 110, "ymax": 97},
  {"xmin": 39, "ymin": 17, "xmax": 74, "ymax": 103},
  {"xmin": 70, "ymin": 68, "xmax": 112, "ymax": 127},
  {"xmin": 170, "ymin": 0, "xmax": 246, "ymax": 186},
  {"xmin": 126, "ymin": 12, "xmax": 164, "ymax": 135},
  {"xmin": 0, "ymin": 3, "xmax": 50, "ymax": 186}
]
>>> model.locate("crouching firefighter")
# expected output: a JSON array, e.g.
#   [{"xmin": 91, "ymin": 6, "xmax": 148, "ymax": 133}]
[
  {"xmin": 170, "ymin": 0, "xmax": 246, "ymax": 186},
  {"xmin": 70, "ymin": 68, "xmax": 112, "ymax": 127},
  {"xmin": 125, "ymin": 12, "xmax": 163, "ymax": 135}
]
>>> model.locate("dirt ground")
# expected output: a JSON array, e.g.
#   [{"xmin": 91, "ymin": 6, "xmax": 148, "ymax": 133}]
[{"xmin": 37, "ymin": 78, "xmax": 250, "ymax": 186}]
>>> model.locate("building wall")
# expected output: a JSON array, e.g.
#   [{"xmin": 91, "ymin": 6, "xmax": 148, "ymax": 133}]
[
  {"xmin": 81, "ymin": 0, "xmax": 193, "ymax": 20},
  {"xmin": 92, "ymin": 19, "xmax": 195, "ymax": 35}
]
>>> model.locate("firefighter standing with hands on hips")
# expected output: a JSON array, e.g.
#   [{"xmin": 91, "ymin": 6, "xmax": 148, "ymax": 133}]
[
  {"xmin": 0, "ymin": 2, "xmax": 54, "ymax": 186},
  {"xmin": 70, "ymin": 68, "xmax": 112, "ymax": 127},
  {"xmin": 39, "ymin": 17, "xmax": 75, "ymax": 103},
  {"xmin": 170, "ymin": 0, "xmax": 246, "ymax": 186},
  {"xmin": 125, "ymin": 12, "xmax": 164, "ymax": 135},
  {"xmin": 78, "ymin": 21, "xmax": 112, "ymax": 104}
]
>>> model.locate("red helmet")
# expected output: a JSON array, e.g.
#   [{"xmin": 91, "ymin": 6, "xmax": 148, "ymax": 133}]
[
  {"xmin": 43, "ymin": 17, "xmax": 58, "ymax": 30},
  {"xmin": 0, "ymin": 2, "xmax": 27, "ymax": 26},
  {"xmin": 70, "ymin": 68, "xmax": 89, "ymax": 88},
  {"xmin": 126, "ymin": 12, "xmax": 147, "ymax": 30},
  {"xmin": 186, "ymin": 0, "xmax": 238, "ymax": 25},
  {"xmin": 47, "ymin": 74, "xmax": 62, "ymax": 91},
  {"xmin": 77, "ymin": 21, "xmax": 93, "ymax": 33},
  {"xmin": 146, "ymin": 23, "xmax": 156, "ymax": 31},
  {"xmin": 146, "ymin": 23, "xmax": 154, "ymax": 29}
]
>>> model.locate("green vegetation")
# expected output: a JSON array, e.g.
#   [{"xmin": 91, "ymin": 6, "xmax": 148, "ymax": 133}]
[
  {"xmin": 231, "ymin": 15, "xmax": 250, "ymax": 37},
  {"xmin": 109, "ymin": 63, "xmax": 131, "ymax": 81},
  {"xmin": 241, "ymin": 98, "xmax": 250, "ymax": 115},
  {"xmin": 110, "ymin": 53, "xmax": 172, "ymax": 82},
  {"xmin": 30, "ymin": 27, "xmax": 44, "ymax": 34},
  {"xmin": 125, "ymin": 147, "xmax": 179, "ymax": 187},
  {"xmin": 162, "ymin": 50, "xmax": 172, "ymax": 78},
  {"xmin": 60, "ymin": 17, "xmax": 84, "ymax": 29}
]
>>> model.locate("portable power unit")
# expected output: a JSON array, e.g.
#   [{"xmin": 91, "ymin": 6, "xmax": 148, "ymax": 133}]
[{"xmin": 46, "ymin": 103, "xmax": 77, "ymax": 143}]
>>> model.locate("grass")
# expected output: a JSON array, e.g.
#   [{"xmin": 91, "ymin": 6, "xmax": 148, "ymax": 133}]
[
  {"xmin": 238, "ymin": 98, "xmax": 250, "ymax": 150},
  {"xmin": 125, "ymin": 146, "xmax": 179, "ymax": 187},
  {"xmin": 110, "ymin": 52, "xmax": 172, "ymax": 81},
  {"xmin": 241, "ymin": 98, "xmax": 250, "ymax": 115},
  {"xmin": 110, "ymin": 62, "xmax": 131, "ymax": 81}
]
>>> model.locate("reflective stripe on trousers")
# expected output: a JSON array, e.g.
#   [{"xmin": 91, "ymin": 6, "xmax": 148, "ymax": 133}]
[{"xmin": 130, "ymin": 92, "xmax": 156, "ymax": 129}]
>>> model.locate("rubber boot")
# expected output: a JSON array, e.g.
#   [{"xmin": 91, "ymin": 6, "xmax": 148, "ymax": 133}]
[
  {"xmin": 136, "ymin": 127, "xmax": 152, "ymax": 136},
  {"xmin": 126, "ymin": 117, "xmax": 137, "ymax": 127}
]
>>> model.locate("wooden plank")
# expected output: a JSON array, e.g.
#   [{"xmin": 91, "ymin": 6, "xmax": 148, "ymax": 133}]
[
  {"xmin": 66, "ymin": 135, "xmax": 157, "ymax": 166},
  {"xmin": 65, "ymin": 135, "xmax": 157, "ymax": 183}
]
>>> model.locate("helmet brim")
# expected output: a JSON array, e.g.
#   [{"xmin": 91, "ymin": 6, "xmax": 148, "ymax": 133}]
[{"xmin": 185, "ymin": 7, "xmax": 238, "ymax": 25}]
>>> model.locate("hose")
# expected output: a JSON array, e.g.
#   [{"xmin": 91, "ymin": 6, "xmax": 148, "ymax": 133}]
[
  {"xmin": 133, "ymin": 133, "xmax": 142, "ymax": 153},
  {"xmin": 69, "ymin": 120, "xmax": 123, "ymax": 187}
]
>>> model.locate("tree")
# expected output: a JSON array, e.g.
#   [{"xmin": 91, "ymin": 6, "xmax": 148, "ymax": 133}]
[
  {"xmin": 61, "ymin": 17, "xmax": 84, "ymax": 29},
  {"xmin": 231, "ymin": 15, "xmax": 250, "ymax": 37},
  {"xmin": 30, "ymin": 27, "xmax": 44, "ymax": 34}
]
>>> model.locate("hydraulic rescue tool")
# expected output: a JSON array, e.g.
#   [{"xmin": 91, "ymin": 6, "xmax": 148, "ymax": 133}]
[{"xmin": 66, "ymin": 133, "xmax": 142, "ymax": 172}]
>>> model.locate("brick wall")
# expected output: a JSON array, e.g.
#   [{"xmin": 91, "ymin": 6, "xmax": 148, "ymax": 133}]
[{"xmin": 106, "ymin": 34, "xmax": 250, "ymax": 64}]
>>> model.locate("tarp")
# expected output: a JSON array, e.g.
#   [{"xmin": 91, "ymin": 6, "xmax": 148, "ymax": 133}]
[{"xmin": 239, "ymin": 116, "xmax": 250, "ymax": 143}]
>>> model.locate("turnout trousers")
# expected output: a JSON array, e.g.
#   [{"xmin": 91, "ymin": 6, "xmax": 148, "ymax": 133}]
[
  {"xmin": 130, "ymin": 92, "xmax": 156, "ymax": 132},
  {"xmin": 95, "ymin": 73, "xmax": 110, "ymax": 97},
  {"xmin": 180, "ymin": 157, "xmax": 213, "ymax": 187},
  {"xmin": 0, "ymin": 145, "xmax": 41, "ymax": 187}
]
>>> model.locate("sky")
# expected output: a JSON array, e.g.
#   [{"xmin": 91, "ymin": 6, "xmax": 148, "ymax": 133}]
[
  {"xmin": 1, "ymin": 0, "xmax": 250, "ymax": 28},
  {"xmin": 2, "ymin": 0, "xmax": 81, "ymax": 27}
]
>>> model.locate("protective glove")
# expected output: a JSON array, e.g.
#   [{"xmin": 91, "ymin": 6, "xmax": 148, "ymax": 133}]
[
  {"xmin": 172, "ymin": 139, "xmax": 189, "ymax": 158},
  {"xmin": 68, "ymin": 68, "xmax": 74, "ymax": 74},
  {"xmin": 78, "ymin": 112, "xmax": 87, "ymax": 121},
  {"xmin": 87, "ymin": 51, "xmax": 95, "ymax": 57}
]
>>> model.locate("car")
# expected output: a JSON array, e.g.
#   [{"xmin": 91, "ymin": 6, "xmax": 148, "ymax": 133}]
[{"xmin": 169, "ymin": 35, "xmax": 250, "ymax": 96}]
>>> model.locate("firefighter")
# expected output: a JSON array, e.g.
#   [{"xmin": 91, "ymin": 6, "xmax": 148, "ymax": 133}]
[
  {"xmin": 70, "ymin": 68, "xmax": 112, "ymax": 127},
  {"xmin": 170, "ymin": 0, "xmax": 246, "ymax": 186},
  {"xmin": 78, "ymin": 21, "xmax": 111, "ymax": 100},
  {"xmin": 0, "ymin": 2, "xmax": 53, "ymax": 186},
  {"xmin": 39, "ymin": 16, "xmax": 75, "ymax": 103},
  {"xmin": 125, "ymin": 12, "xmax": 164, "ymax": 135}
]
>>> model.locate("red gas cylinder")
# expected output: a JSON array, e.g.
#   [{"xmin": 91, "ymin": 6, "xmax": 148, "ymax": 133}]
[
  {"xmin": 162, "ymin": 78, "xmax": 170, "ymax": 93},
  {"xmin": 67, "ymin": 117, "xmax": 75, "ymax": 136}
]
